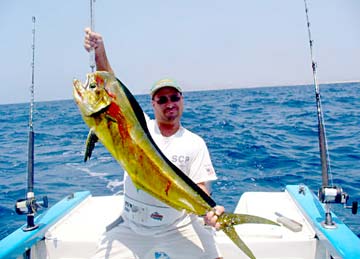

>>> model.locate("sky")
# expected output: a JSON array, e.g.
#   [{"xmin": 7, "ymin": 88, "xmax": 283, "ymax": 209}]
[{"xmin": 1, "ymin": 0, "xmax": 359, "ymax": 105}]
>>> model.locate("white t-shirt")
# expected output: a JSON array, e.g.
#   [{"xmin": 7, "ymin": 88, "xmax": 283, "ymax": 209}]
[{"xmin": 123, "ymin": 114, "xmax": 217, "ymax": 235}]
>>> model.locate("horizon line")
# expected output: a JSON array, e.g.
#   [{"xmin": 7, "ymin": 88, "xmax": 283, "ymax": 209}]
[{"xmin": 1, "ymin": 79, "xmax": 359, "ymax": 106}]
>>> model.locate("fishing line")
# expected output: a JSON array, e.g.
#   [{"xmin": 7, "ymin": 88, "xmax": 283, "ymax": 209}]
[
  {"xmin": 89, "ymin": 0, "xmax": 96, "ymax": 72},
  {"xmin": 303, "ymin": 0, "xmax": 333, "ymax": 187}
]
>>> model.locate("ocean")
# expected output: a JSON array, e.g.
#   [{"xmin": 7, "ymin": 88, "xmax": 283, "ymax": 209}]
[{"xmin": 0, "ymin": 82, "xmax": 359, "ymax": 241}]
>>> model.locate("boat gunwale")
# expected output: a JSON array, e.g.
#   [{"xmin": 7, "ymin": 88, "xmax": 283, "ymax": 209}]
[
  {"xmin": 286, "ymin": 185, "xmax": 360, "ymax": 259},
  {"xmin": 0, "ymin": 191, "xmax": 91, "ymax": 259}
]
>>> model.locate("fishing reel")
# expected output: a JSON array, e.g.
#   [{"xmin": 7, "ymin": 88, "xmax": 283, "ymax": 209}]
[
  {"xmin": 318, "ymin": 186, "xmax": 358, "ymax": 215},
  {"xmin": 15, "ymin": 193, "xmax": 48, "ymax": 231},
  {"xmin": 15, "ymin": 195, "xmax": 48, "ymax": 215}
]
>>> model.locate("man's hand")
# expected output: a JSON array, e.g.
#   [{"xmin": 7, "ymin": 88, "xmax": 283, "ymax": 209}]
[
  {"xmin": 83, "ymin": 28, "xmax": 113, "ymax": 73},
  {"xmin": 204, "ymin": 205, "xmax": 225, "ymax": 230},
  {"xmin": 84, "ymin": 27, "xmax": 104, "ymax": 52}
]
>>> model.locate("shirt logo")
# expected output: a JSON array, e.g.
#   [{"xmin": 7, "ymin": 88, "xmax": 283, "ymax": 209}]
[
  {"xmin": 155, "ymin": 251, "xmax": 171, "ymax": 259},
  {"xmin": 206, "ymin": 165, "xmax": 215, "ymax": 176},
  {"xmin": 150, "ymin": 212, "xmax": 164, "ymax": 221},
  {"xmin": 171, "ymin": 155, "xmax": 190, "ymax": 163}
]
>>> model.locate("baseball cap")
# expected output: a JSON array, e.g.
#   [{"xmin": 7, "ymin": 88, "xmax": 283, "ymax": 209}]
[{"xmin": 150, "ymin": 78, "xmax": 182, "ymax": 97}]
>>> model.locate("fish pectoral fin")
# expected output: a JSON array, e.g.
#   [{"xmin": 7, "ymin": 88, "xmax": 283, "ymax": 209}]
[
  {"xmin": 84, "ymin": 129, "xmax": 99, "ymax": 162},
  {"xmin": 221, "ymin": 225, "xmax": 256, "ymax": 259}
]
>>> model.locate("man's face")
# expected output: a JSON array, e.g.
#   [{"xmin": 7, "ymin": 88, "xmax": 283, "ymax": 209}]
[{"xmin": 152, "ymin": 87, "xmax": 183, "ymax": 124}]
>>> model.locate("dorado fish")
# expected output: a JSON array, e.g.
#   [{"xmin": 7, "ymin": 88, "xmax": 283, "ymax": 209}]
[{"xmin": 73, "ymin": 71, "xmax": 278, "ymax": 259}]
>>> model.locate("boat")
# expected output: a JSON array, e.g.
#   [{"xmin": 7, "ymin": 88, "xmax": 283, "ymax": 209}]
[
  {"xmin": 0, "ymin": 2, "xmax": 359, "ymax": 259},
  {"xmin": 0, "ymin": 183, "xmax": 359, "ymax": 259}
]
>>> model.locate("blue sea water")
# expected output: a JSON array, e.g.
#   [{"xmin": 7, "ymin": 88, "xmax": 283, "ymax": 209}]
[{"xmin": 0, "ymin": 82, "xmax": 359, "ymax": 241}]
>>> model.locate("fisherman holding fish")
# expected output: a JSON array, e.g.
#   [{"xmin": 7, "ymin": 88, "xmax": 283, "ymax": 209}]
[{"xmin": 84, "ymin": 28, "xmax": 225, "ymax": 259}]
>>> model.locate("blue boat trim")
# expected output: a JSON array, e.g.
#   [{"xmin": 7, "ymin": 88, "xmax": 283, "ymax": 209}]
[
  {"xmin": 0, "ymin": 191, "xmax": 91, "ymax": 259},
  {"xmin": 287, "ymin": 185, "xmax": 360, "ymax": 259}
]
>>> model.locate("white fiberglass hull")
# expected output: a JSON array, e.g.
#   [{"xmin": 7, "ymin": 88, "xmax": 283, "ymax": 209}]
[{"xmin": 1, "ymin": 185, "xmax": 359, "ymax": 259}]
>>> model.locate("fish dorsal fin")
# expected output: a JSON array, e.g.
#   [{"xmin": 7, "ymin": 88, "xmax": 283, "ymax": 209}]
[{"xmin": 116, "ymin": 78, "xmax": 216, "ymax": 208}]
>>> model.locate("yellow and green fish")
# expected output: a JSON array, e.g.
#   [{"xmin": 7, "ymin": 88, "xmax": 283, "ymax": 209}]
[{"xmin": 73, "ymin": 71, "xmax": 278, "ymax": 259}]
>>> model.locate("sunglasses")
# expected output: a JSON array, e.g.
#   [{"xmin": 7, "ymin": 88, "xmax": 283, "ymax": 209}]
[{"xmin": 154, "ymin": 94, "xmax": 182, "ymax": 105}]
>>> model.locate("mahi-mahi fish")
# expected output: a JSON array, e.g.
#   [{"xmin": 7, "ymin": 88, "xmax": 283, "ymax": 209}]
[{"xmin": 73, "ymin": 71, "xmax": 278, "ymax": 259}]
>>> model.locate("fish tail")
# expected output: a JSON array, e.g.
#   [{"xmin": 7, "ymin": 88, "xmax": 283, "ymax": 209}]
[
  {"xmin": 218, "ymin": 212, "xmax": 279, "ymax": 259},
  {"xmin": 222, "ymin": 225, "xmax": 256, "ymax": 259}
]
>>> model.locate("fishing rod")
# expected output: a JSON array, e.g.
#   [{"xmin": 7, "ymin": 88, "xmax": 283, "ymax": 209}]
[
  {"xmin": 302, "ymin": 0, "xmax": 357, "ymax": 227},
  {"xmin": 303, "ymin": 0, "xmax": 331, "ymax": 187},
  {"xmin": 89, "ymin": 0, "xmax": 96, "ymax": 72},
  {"xmin": 15, "ymin": 16, "xmax": 48, "ymax": 234}
]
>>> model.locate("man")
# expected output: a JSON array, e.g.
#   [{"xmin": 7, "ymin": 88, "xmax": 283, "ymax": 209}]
[{"xmin": 84, "ymin": 28, "xmax": 224, "ymax": 259}]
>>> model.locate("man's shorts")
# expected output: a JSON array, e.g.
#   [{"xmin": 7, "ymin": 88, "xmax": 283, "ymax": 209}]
[{"xmin": 92, "ymin": 215, "xmax": 222, "ymax": 259}]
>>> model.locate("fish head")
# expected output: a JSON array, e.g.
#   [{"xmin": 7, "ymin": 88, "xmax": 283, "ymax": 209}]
[{"xmin": 73, "ymin": 71, "xmax": 113, "ymax": 116}]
